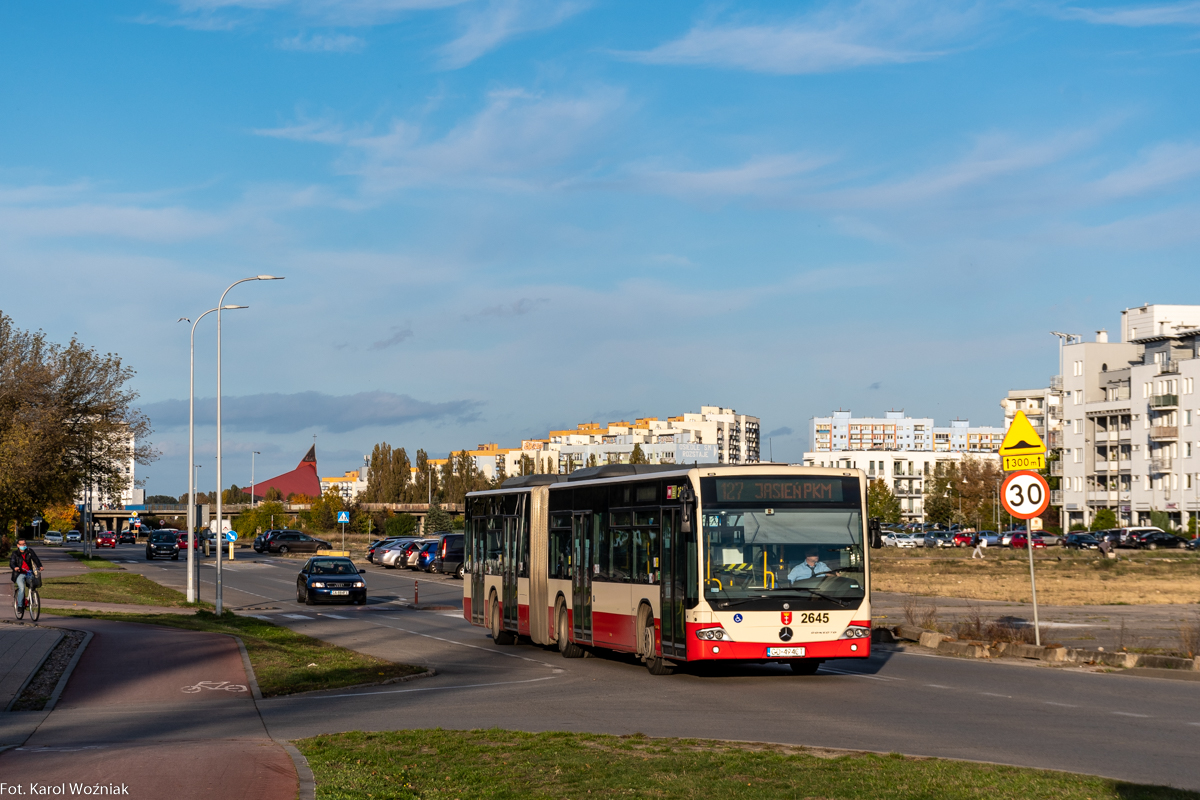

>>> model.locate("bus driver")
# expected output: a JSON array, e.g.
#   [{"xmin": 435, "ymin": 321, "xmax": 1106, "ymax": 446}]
[{"xmin": 788, "ymin": 550, "xmax": 831, "ymax": 583}]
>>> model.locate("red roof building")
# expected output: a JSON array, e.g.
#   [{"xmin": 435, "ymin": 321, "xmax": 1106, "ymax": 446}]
[{"xmin": 247, "ymin": 446, "xmax": 320, "ymax": 501}]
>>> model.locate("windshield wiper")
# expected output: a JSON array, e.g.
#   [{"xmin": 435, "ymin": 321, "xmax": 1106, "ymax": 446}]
[
  {"xmin": 793, "ymin": 588, "xmax": 851, "ymax": 607},
  {"xmin": 715, "ymin": 595, "xmax": 771, "ymax": 608}
]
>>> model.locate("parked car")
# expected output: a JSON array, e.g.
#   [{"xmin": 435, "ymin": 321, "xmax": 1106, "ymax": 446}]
[
  {"xmin": 1010, "ymin": 533, "xmax": 1045, "ymax": 549},
  {"xmin": 65, "ymin": 530, "xmax": 82, "ymax": 544},
  {"xmin": 1000, "ymin": 530, "xmax": 1026, "ymax": 547},
  {"xmin": 1063, "ymin": 533, "xmax": 1101, "ymax": 550},
  {"xmin": 268, "ymin": 531, "xmax": 331, "ymax": 555},
  {"xmin": 415, "ymin": 540, "xmax": 440, "ymax": 571},
  {"xmin": 253, "ymin": 530, "xmax": 286, "ymax": 553},
  {"xmin": 118, "ymin": 530, "xmax": 137, "ymax": 544},
  {"xmin": 172, "ymin": 530, "xmax": 202, "ymax": 550},
  {"xmin": 1111, "ymin": 527, "xmax": 1165, "ymax": 547},
  {"xmin": 431, "ymin": 533, "xmax": 466, "ymax": 577},
  {"xmin": 368, "ymin": 536, "xmax": 414, "ymax": 564},
  {"xmin": 382, "ymin": 539, "xmax": 427, "ymax": 569},
  {"xmin": 146, "ymin": 530, "xmax": 181, "ymax": 560},
  {"xmin": 407, "ymin": 540, "xmax": 438, "ymax": 569},
  {"xmin": 923, "ymin": 532, "xmax": 956, "ymax": 548},
  {"xmin": 295, "ymin": 556, "xmax": 366, "ymax": 605},
  {"xmin": 1038, "ymin": 532, "xmax": 1063, "ymax": 547},
  {"xmin": 1131, "ymin": 530, "xmax": 1187, "ymax": 550},
  {"xmin": 1187, "ymin": 538, "xmax": 1200, "ymax": 551},
  {"xmin": 96, "ymin": 531, "xmax": 117, "ymax": 548},
  {"xmin": 952, "ymin": 532, "xmax": 975, "ymax": 547}
]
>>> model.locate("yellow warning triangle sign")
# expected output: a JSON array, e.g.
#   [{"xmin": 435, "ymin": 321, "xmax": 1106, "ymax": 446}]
[{"xmin": 999, "ymin": 410, "xmax": 1046, "ymax": 456}]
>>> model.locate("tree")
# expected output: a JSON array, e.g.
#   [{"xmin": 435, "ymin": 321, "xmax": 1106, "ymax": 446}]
[
  {"xmin": 302, "ymin": 488, "xmax": 344, "ymax": 532},
  {"xmin": 364, "ymin": 442, "xmax": 412, "ymax": 503},
  {"xmin": 222, "ymin": 484, "xmax": 249, "ymax": 504},
  {"xmin": 867, "ymin": 480, "xmax": 901, "ymax": 524},
  {"xmin": 1092, "ymin": 507, "xmax": 1118, "ymax": 531},
  {"xmin": 1149, "ymin": 509, "xmax": 1173, "ymax": 533},
  {"xmin": 147, "ymin": 495, "xmax": 177, "ymax": 504},
  {"xmin": 264, "ymin": 486, "xmax": 284, "ymax": 503},
  {"xmin": 0, "ymin": 311, "xmax": 156, "ymax": 543},
  {"xmin": 43, "ymin": 503, "xmax": 79, "ymax": 533},
  {"xmin": 424, "ymin": 501, "xmax": 452, "ymax": 534},
  {"xmin": 587, "ymin": 453, "xmax": 597, "ymax": 468},
  {"xmin": 386, "ymin": 514, "xmax": 418, "ymax": 538},
  {"xmin": 923, "ymin": 463, "xmax": 957, "ymax": 525},
  {"xmin": 629, "ymin": 444, "xmax": 649, "ymax": 465},
  {"xmin": 232, "ymin": 501, "xmax": 288, "ymax": 539},
  {"xmin": 519, "ymin": 453, "xmax": 534, "ymax": 476}
]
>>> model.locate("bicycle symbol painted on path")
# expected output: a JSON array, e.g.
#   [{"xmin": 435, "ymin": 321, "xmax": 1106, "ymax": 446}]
[{"xmin": 181, "ymin": 681, "xmax": 248, "ymax": 694}]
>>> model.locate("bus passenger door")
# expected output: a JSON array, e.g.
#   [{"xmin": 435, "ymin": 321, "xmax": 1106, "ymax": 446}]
[
  {"xmin": 470, "ymin": 520, "xmax": 486, "ymax": 625},
  {"xmin": 571, "ymin": 512, "xmax": 593, "ymax": 644},
  {"xmin": 660, "ymin": 508, "xmax": 687, "ymax": 658},
  {"xmin": 503, "ymin": 516, "xmax": 519, "ymax": 633}
]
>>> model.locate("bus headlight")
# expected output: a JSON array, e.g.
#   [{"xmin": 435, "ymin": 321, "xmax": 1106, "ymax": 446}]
[
  {"xmin": 695, "ymin": 627, "xmax": 733, "ymax": 641},
  {"xmin": 839, "ymin": 626, "xmax": 871, "ymax": 639}
]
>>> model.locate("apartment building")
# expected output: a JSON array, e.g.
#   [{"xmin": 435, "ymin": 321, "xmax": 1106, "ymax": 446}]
[
  {"xmin": 1056, "ymin": 305, "xmax": 1200, "ymax": 531},
  {"xmin": 801, "ymin": 449, "xmax": 1000, "ymax": 523},
  {"xmin": 453, "ymin": 406, "xmax": 758, "ymax": 481},
  {"xmin": 319, "ymin": 469, "xmax": 369, "ymax": 503},
  {"xmin": 810, "ymin": 410, "xmax": 1004, "ymax": 453}
]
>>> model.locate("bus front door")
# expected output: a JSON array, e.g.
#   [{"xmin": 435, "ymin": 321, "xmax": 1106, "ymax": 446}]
[
  {"xmin": 502, "ymin": 516, "xmax": 519, "ymax": 633},
  {"xmin": 659, "ymin": 508, "xmax": 687, "ymax": 659},
  {"xmin": 571, "ymin": 512, "xmax": 593, "ymax": 644},
  {"xmin": 470, "ymin": 521, "xmax": 486, "ymax": 625}
]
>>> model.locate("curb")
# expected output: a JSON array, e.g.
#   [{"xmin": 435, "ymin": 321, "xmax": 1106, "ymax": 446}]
[
  {"xmin": 234, "ymin": 636, "xmax": 262, "ymax": 702},
  {"xmin": 4, "ymin": 629, "xmax": 63, "ymax": 712},
  {"xmin": 45, "ymin": 631, "xmax": 92, "ymax": 711},
  {"xmin": 276, "ymin": 740, "xmax": 316, "ymax": 800},
  {"xmin": 275, "ymin": 668, "xmax": 437, "ymax": 699}
]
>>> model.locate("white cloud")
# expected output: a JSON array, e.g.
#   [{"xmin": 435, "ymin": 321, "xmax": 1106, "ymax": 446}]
[
  {"xmin": 1091, "ymin": 142, "xmax": 1200, "ymax": 198},
  {"xmin": 172, "ymin": 0, "xmax": 466, "ymax": 26},
  {"xmin": 1056, "ymin": 2, "xmax": 1200, "ymax": 27},
  {"xmin": 439, "ymin": 0, "xmax": 588, "ymax": 68},
  {"xmin": 0, "ymin": 203, "xmax": 229, "ymax": 242},
  {"xmin": 278, "ymin": 32, "xmax": 366, "ymax": 51},
  {"xmin": 625, "ymin": 0, "xmax": 986, "ymax": 74},
  {"xmin": 258, "ymin": 87, "xmax": 625, "ymax": 193},
  {"xmin": 632, "ymin": 154, "xmax": 831, "ymax": 199}
]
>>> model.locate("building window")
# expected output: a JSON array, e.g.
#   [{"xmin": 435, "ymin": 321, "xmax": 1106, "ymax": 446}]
[
  {"xmin": 1144, "ymin": 382, "xmax": 1151, "ymax": 399},
  {"xmin": 1073, "ymin": 360, "xmax": 1083, "ymax": 377},
  {"xmin": 1074, "ymin": 390, "xmax": 1082, "ymax": 405},
  {"xmin": 1184, "ymin": 442, "xmax": 1192, "ymax": 458}
]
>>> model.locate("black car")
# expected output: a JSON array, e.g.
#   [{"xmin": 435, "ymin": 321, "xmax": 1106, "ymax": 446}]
[
  {"xmin": 1133, "ymin": 531, "xmax": 1187, "ymax": 550},
  {"xmin": 1063, "ymin": 533, "xmax": 1100, "ymax": 550},
  {"xmin": 268, "ymin": 530, "xmax": 331, "ymax": 555},
  {"xmin": 146, "ymin": 530, "xmax": 180, "ymax": 560},
  {"xmin": 118, "ymin": 530, "xmax": 137, "ymax": 544},
  {"xmin": 296, "ymin": 556, "xmax": 366, "ymax": 605},
  {"xmin": 430, "ymin": 533, "xmax": 465, "ymax": 578},
  {"xmin": 1187, "ymin": 538, "xmax": 1200, "ymax": 551},
  {"xmin": 253, "ymin": 529, "xmax": 286, "ymax": 553}
]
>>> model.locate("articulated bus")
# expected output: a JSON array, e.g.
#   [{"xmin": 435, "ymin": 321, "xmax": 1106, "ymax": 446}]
[{"xmin": 463, "ymin": 463, "xmax": 881, "ymax": 674}]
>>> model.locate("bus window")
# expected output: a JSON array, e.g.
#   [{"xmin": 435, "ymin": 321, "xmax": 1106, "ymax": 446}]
[
  {"xmin": 594, "ymin": 515, "xmax": 612, "ymax": 581},
  {"xmin": 633, "ymin": 510, "xmax": 659, "ymax": 584},
  {"xmin": 550, "ymin": 514, "xmax": 571, "ymax": 579},
  {"xmin": 485, "ymin": 517, "xmax": 502, "ymax": 575},
  {"xmin": 611, "ymin": 528, "xmax": 631, "ymax": 582}
]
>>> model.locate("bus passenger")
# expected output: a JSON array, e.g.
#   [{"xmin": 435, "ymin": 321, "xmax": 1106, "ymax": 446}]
[{"xmin": 787, "ymin": 551, "xmax": 830, "ymax": 582}]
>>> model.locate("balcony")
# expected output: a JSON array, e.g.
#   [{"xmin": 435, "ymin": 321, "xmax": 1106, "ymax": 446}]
[
  {"xmin": 1050, "ymin": 461, "xmax": 1062, "ymax": 476},
  {"xmin": 1094, "ymin": 460, "xmax": 1119, "ymax": 472},
  {"xmin": 1150, "ymin": 457, "xmax": 1172, "ymax": 474},
  {"xmin": 1150, "ymin": 426, "xmax": 1179, "ymax": 440},
  {"xmin": 1150, "ymin": 394, "xmax": 1179, "ymax": 409},
  {"xmin": 1050, "ymin": 375, "xmax": 1063, "ymax": 391},
  {"xmin": 1048, "ymin": 431, "xmax": 1062, "ymax": 448},
  {"xmin": 1159, "ymin": 359, "xmax": 1179, "ymax": 375},
  {"xmin": 1051, "ymin": 490, "xmax": 1063, "ymax": 505},
  {"xmin": 1087, "ymin": 491, "xmax": 1118, "ymax": 503}
]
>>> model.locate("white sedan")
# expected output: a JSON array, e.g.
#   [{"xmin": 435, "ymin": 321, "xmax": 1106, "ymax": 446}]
[{"xmin": 882, "ymin": 532, "xmax": 918, "ymax": 548}]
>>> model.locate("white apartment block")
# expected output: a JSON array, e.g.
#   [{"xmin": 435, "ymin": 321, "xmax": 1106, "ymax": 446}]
[
  {"xmin": 810, "ymin": 410, "xmax": 1004, "ymax": 454},
  {"xmin": 460, "ymin": 406, "xmax": 759, "ymax": 481},
  {"xmin": 320, "ymin": 469, "xmax": 369, "ymax": 503},
  {"xmin": 75, "ymin": 433, "xmax": 140, "ymax": 510},
  {"xmin": 1058, "ymin": 304, "xmax": 1200, "ymax": 531},
  {"xmin": 802, "ymin": 449, "xmax": 1000, "ymax": 523}
]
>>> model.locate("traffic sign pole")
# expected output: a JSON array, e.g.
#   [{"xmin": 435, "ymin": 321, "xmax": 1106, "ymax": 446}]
[{"xmin": 1001, "ymin": 468, "xmax": 1051, "ymax": 648}]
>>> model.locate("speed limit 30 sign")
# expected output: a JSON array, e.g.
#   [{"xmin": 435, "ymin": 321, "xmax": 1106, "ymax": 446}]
[{"xmin": 1001, "ymin": 470, "xmax": 1051, "ymax": 520}]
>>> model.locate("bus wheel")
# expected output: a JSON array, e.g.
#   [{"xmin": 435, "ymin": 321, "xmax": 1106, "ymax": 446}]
[
  {"xmin": 636, "ymin": 605, "xmax": 654, "ymax": 662},
  {"xmin": 491, "ymin": 596, "xmax": 515, "ymax": 645},
  {"xmin": 556, "ymin": 604, "xmax": 583, "ymax": 658},
  {"xmin": 790, "ymin": 659, "xmax": 822, "ymax": 675}
]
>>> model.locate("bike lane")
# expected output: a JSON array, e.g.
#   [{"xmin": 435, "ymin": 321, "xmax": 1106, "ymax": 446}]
[{"xmin": 0, "ymin": 618, "xmax": 298, "ymax": 800}]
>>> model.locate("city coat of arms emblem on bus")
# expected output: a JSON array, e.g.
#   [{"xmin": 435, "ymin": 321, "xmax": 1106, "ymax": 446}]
[{"xmin": 781, "ymin": 611, "xmax": 792, "ymax": 625}]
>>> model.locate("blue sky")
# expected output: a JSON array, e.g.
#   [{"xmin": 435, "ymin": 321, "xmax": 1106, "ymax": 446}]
[{"xmin": 2, "ymin": 0, "xmax": 1198, "ymax": 496}]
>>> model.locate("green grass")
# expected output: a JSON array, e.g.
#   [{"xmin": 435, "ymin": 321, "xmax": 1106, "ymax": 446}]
[
  {"xmin": 65, "ymin": 550, "xmax": 121, "ymax": 570},
  {"xmin": 40, "ymin": 609, "xmax": 426, "ymax": 696},
  {"xmin": 41, "ymin": 570, "xmax": 206, "ymax": 607},
  {"xmin": 295, "ymin": 729, "xmax": 1199, "ymax": 800}
]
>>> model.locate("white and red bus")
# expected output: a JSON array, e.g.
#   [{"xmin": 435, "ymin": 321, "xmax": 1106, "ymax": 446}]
[{"xmin": 464, "ymin": 464, "xmax": 879, "ymax": 674}]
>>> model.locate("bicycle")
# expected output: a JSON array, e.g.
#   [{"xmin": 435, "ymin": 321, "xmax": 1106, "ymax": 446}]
[{"xmin": 13, "ymin": 569, "xmax": 40, "ymax": 622}]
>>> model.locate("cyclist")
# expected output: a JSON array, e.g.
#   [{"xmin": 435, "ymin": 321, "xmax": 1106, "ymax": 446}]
[{"xmin": 10, "ymin": 539, "xmax": 43, "ymax": 611}]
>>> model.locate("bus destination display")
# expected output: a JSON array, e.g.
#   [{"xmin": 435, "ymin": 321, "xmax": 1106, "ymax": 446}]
[{"xmin": 715, "ymin": 478, "xmax": 843, "ymax": 503}]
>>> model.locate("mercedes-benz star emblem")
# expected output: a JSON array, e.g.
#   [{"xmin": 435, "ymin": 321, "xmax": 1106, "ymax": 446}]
[{"xmin": 779, "ymin": 627, "xmax": 793, "ymax": 641}]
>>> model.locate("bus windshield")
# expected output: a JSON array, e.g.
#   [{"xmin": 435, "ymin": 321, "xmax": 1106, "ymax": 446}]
[{"xmin": 702, "ymin": 507, "xmax": 865, "ymax": 608}]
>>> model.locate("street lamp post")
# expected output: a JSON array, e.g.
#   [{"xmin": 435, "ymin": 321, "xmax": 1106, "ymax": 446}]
[
  {"xmin": 251, "ymin": 451, "xmax": 261, "ymax": 509},
  {"xmin": 215, "ymin": 275, "xmax": 283, "ymax": 614},
  {"xmin": 179, "ymin": 306, "xmax": 245, "ymax": 604}
]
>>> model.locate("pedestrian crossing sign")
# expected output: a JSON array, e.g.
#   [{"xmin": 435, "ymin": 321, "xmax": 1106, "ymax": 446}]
[
  {"xmin": 337, "ymin": 511, "xmax": 350, "ymax": 524},
  {"xmin": 999, "ymin": 411, "xmax": 1046, "ymax": 471}
]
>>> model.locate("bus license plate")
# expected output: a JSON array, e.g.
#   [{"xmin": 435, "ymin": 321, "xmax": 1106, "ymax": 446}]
[
  {"xmin": 767, "ymin": 647, "xmax": 806, "ymax": 657},
  {"xmin": 331, "ymin": 590, "xmax": 349, "ymax": 596}
]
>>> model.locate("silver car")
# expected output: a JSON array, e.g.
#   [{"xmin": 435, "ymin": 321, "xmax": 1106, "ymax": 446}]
[
  {"xmin": 65, "ymin": 530, "xmax": 82, "ymax": 543},
  {"xmin": 43, "ymin": 531, "xmax": 64, "ymax": 546},
  {"xmin": 380, "ymin": 539, "xmax": 422, "ymax": 569}
]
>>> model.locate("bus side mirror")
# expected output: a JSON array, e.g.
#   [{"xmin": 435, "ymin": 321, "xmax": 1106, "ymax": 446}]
[
  {"xmin": 869, "ymin": 518, "xmax": 883, "ymax": 549},
  {"xmin": 680, "ymin": 484, "xmax": 695, "ymax": 534}
]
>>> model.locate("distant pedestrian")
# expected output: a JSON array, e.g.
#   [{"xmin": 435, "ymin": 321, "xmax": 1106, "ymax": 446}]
[{"xmin": 971, "ymin": 533, "xmax": 985, "ymax": 559}]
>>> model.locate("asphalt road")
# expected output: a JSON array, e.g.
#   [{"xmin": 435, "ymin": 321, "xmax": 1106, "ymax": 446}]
[{"xmin": 96, "ymin": 544, "xmax": 1200, "ymax": 792}]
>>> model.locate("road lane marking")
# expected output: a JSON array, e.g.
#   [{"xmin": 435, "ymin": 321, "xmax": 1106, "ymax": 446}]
[
  {"xmin": 981, "ymin": 692, "xmax": 1012, "ymax": 699},
  {"xmin": 286, "ymin": 675, "xmax": 558, "ymax": 702},
  {"xmin": 819, "ymin": 667, "xmax": 903, "ymax": 681},
  {"xmin": 1111, "ymin": 712, "xmax": 1150, "ymax": 718},
  {"xmin": 1044, "ymin": 702, "xmax": 1078, "ymax": 708},
  {"xmin": 925, "ymin": 684, "xmax": 952, "ymax": 689},
  {"xmin": 366, "ymin": 618, "xmax": 561, "ymax": 670},
  {"xmin": 283, "ymin": 614, "xmax": 314, "ymax": 620},
  {"xmin": 321, "ymin": 614, "xmax": 348, "ymax": 619}
]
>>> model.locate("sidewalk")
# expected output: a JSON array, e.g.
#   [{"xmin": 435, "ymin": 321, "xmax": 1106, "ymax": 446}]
[
  {"xmin": 0, "ymin": 616, "xmax": 298, "ymax": 800},
  {"xmin": 0, "ymin": 625, "xmax": 61, "ymax": 710}
]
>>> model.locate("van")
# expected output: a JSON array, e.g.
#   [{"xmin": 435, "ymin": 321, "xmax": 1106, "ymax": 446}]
[{"xmin": 431, "ymin": 533, "xmax": 465, "ymax": 578}]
